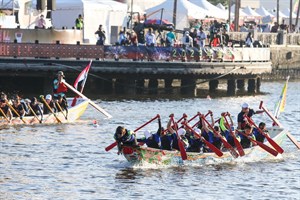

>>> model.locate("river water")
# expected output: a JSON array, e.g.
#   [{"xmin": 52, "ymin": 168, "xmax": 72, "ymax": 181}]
[{"xmin": 0, "ymin": 80, "xmax": 299, "ymax": 200}]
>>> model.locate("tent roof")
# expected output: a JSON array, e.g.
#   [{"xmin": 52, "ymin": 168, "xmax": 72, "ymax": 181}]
[
  {"xmin": 270, "ymin": 10, "xmax": 288, "ymax": 18},
  {"xmin": 189, "ymin": 0, "xmax": 227, "ymax": 19},
  {"xmin": 216, "ymin": 3, "xmax": 225, "ymax": 10},
  {"xmin": 230, "ymin": 4, "xmax": 248, "ymax": 17},
  {"xmin": 255, "ymin": 6, "xmax": 274, "ymax": 17},
  {"xmin": 242, "ymin": 6, "xmax": 260, "ymax": 17},
  {"xmin": 282, "ymin": 8, "xmax": 297, "ymax": 18},
  {"xmin": 55, "ymin": 0, "xmax": 127, "ymax": 11}
]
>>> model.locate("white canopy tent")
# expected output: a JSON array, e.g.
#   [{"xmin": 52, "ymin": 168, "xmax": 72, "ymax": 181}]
[
  {"xmin": 255, "ymin": 6, "xmax": 274, "ymax": 17},
  {"xmin": 145, "ymin": 0, "xmax": 208, "ymax": 30},
  {"xmin": 270, "ymin": 10, "xmax": 288, "ymax": 18},
  {"xmin": 216, "ymin": 3, "xmax": 226, "ymax": 10},
  {"xmin": 282, "ymin": 8, "xmax": 297, "ymax": 18},
  {"xmin": 230, "ymin": 4, "xmax": 248, "ymax": 17},
  {"xmin": 242, "ymin": 6, "xmax": 261, "ymax": 17},
  {"xmin": 52, "ymin": 0, "xmax": 128, "ymax": 44},
  {"xmin": 189, "ymin": 0, "xmax": 227, "ymax": 19}
]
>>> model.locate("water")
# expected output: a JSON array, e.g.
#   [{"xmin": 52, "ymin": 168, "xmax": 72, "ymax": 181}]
[{"xmin": 1, "ymin": 81, "xmax": 299, "ymax": 200}]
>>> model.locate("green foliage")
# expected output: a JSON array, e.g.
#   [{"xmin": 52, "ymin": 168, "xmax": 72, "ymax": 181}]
[{"xmin": 207, "ymin": 0, "xmax": 229, "ymax": 6}]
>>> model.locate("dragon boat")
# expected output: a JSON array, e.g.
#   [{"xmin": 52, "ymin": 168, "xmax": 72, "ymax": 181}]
[
  {"xmin": 0, "ymin": 98, "xmax": 89, "ymax": 128},
  {"xmin": 120, "ymin": 126, "xmax": 289, "ymax": 165}
]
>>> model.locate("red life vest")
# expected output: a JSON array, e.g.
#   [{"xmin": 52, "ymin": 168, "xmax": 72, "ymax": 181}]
[{"xmin": 55, "ymin": 82, "xmax": 68, "ymax": 94}]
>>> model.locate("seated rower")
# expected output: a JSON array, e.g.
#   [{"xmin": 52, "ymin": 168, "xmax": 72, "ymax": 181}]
[
  {"xmin": 28, "ymin": 97, "xmax": 44, "ymax": 121},
  {"xmin": 114, "ymin": 126, "xmax": 138, "ymax": 154},
  {"xmin": 253, "ymin": 122, "xmax": 268, "ymax": 143},
  {"xmin": 56, "ymin": 95, "xmax": 68, "ymax": 113},
  {"xmin": 202, "ymin": 117, "xmax": 223, "ymax": 150},
  {"xmin": 137, "ymin": 130, "xmax": 161, "ymax": 149},
  {"xmin": 0, "ymin": 99, "xmax": 12, "ymax": 121},
  {"xmin": 238, "ymin": 124, "xmax": 256, "ymax": 148},
  {"xmin": 186, "ymin": 127, "xmax": 203, "ymax": 153},
  {"xmin": 219, "ymin": 113, "xmax": 240, "ymax": 148},
  {"xmin": 167, "ymin": 116, "xmax": 188, "ymax": 151},
  {"xmin": 42, "ymin": 94, "xmax": 57, "ymax": 114},
  {"xmin": 160, "ymin": 129, "xmax": 174, "ymax": 150},
  {"xmin": 12, "ymin": 96, "xmax": 26, "ymax": 119}
]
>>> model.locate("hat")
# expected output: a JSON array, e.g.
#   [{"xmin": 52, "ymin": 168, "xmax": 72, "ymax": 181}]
[
  {"xmin": 57, "ymin": 71, "xmax": 65, "ymax": 77},
  {"xmin": 242, "ymin": 102, "xmax": 249, "ymax": 109},
  {"xmin": 193, "ymin": 127, "xmax": 201, "ymax": 135},
  {"xmin": 177, "ymin": 128, "xmax": 186, "ymax": 136},
  {"xmin": 46, "ymin": 94, "xmax": 52, "ymax": 100},
  {"xmin": 144, "ymin": 130, "xmax": 152, "ymax": 139}
]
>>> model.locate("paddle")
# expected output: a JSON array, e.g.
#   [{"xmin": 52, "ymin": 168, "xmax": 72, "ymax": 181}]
[
  {"xmin": 0, "ymin": 107, "xmax": 10, "ymax": 123},
  {"xmin": 244, "ymin": 115, "xmax": 284, "ymax": 154},
  {"xmin": 191, "ymin": 111, "xmax": 211, "ymax": 128},
  {"xmin": 105, "ymin": 114, "xmax": 160, "ymax": 152},
  {"xmin": 27, "ymin": 103, "xmax": 42, "ymax": 123},
  {"xmin": 259, "ymin": 101, "xmax": 300, "ymax": 149},
  {"xmin": 183, "ymin": 122, "xmax": 223, "ymax": 157},
  {"xmin": 62, "ymin": 80, "xmax": 112, "ymax": 119},
  {"xmin": 169, "ymin": 114, "xmax": 187, "ymax": 160},
  {"xmin": 222, "ymin": 113, "xmax": 245, "ymax": 156},
  {"xmin": 40, "ymin": 96, "xmax": 62, "ymax": 123},
  {"xmin": 161, "ymin": 113, "xmax": 187, "ymax": 134},
  {"xmin": 55, "ymin": 101, "xmax": 68, "ymax": 120},
  {"xmin": 5, "ymin": 100, "xmax": 26, "ymax": 123},
  {"xmin": 236, "ymin": 130, "xmax": 278, "ymax": 157},
  {"xmin": 200, "ymin": 113, "xmax": 239, "ymax": 158}
]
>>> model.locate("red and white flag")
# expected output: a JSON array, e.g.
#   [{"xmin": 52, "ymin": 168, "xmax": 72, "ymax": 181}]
[{"xmin": 73, "ymin": 60, "xmax": 92, "ymax": 92}]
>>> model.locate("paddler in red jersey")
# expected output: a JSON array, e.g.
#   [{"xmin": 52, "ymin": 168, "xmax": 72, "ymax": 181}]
[{"xmin": 53, "ymin": 71, "xmax": 68, "ymax": 100}]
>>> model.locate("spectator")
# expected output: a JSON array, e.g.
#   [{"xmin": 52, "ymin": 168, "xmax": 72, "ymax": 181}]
[
  {"xmin": 245, "ymin": 32, "xmax": 253, "ymax": 47},
  {"xmin": 118, "ymin": 31, "xmax": 127, "ymax": 46},
  {"xmin": 75, "ymin": 14, "xmax": 83, "ymax": 30},
  {"xmin": 197, "ymin": 27, "xmax": 207, "ymax": 50},
  {"xmin": 181, "ymin": 31, "xmax": 193, "ymax": 48},
  {"xmin": 270, "ymin": 22, "xmax": 278, "ymax": 33},
  {"xmin": 36, "ymin": 15, "xmax": 46, "ymax": 29},
  {"xmin": 165, "ymin": 28, "xmax": 176, "ymax": 47},
  {"xmin": 145, "ymin": 28, "xmax": 156, "ymax": 47},
  {"xmin": 95, "ymin": 24, "xmax": 106, "ymax": 45}
]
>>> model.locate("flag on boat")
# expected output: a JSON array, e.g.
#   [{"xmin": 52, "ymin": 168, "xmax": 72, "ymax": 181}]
[
  {"xmin": 274, "ymin": 76, "xmax": 289, "ymax": 118},
  {"xmin": 74, "ymin": 60, "xmax": 92, "ymax": 92},
  {"xmin": 71, "ymin": 60, "xmax": 92, "ymax": 106}
]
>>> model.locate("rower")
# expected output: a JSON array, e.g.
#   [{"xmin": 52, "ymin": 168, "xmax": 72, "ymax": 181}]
[
  {"xmin": 237, "ymin": 102, "xmax": 264, "ymax": 130},
  {"xmin": 42, "ymin": 94, "xmax": 57, "ymax": 114},
  {"xmin": 238, "ymin": 124, "xmax": 256, "ymax": 148},
  {"xmin": 114, "ymin": 126, "xmax": 138, "ymax": 154},
  {"xmin": 0, "ymin": 99, "xmax": 12, "ymax": 121},
  {"xmin": 253, "ymin": 122, "xmax": 269, "ymax": 143},
  {"xmin": 12, "ymin": 96, "xmax": 26, "ymax": 119},
  {"xmin": 137, "ymin": 130, "xmax": 161, "ymax": 149},
  {"xmin": 186, "ymin": 127, "xmax": 203, "ymax": 153},
  {"xmin": 28, "ymin": 97, "xmax": 44, "ymax": 121}
]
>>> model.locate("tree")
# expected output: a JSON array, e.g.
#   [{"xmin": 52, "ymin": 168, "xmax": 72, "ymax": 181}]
[{"xmin": 207, "ymin": 0, "xmax": 230, "ymax": 6}]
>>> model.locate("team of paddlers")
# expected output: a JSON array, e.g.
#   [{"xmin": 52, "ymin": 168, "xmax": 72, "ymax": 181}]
[
  {"xmin": 0, "ymin": 71, "xmax": 68, "ymax": 123},
  {"xmin": 113, "ymin": 102, "xmax": 269, "ymax": 154}
]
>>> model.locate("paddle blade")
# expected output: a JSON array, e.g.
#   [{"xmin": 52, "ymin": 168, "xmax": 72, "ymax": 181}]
[
  {"xmin": 105, "ymin": 142, "xmax": 117, "ymax": 151},
  {"xmin": 265, "ymin": 135, "xmax": 284, "ymax": 154},
  {"xmin": 286, "ymin": 132, "xmax": 300, "ymax": 149},
  {"xmin": 202, "ymin": 139, "xmax": 223, "ymax": 157},
  {"xmin": 221, "ymin": 138, "xmax": 239, "ymax": 158},
  {"xmin": 256, "ymin": 141, "xmax": 279, "ymax": 157},
  {"xmin": 234, "ymin": 137, "xmax": 245, "ymax": 157},
  {"xmin": 178, "ymin": 139, "xmax": 187, "ymax": 160}
]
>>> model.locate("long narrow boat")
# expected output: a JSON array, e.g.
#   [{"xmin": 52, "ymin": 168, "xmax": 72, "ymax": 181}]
[
  {"xmin": 120, "ymin": 126, "xmax": 288, "ymax": 165},
  {"xmin": 0, "ymin": 98, "xmax": 89, "ymax": 128}
]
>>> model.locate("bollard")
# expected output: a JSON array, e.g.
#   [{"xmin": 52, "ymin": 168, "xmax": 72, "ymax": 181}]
[{"xmin": 76, "ymin": 41, "xmax": 80, "ymax": 60}]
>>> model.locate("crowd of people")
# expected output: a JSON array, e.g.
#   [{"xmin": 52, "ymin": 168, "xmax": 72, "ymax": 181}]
[
  {"xmin": 0, "ymin": 71, "xmax": 68, "ymax": 123},
  {"xmin": 114, "ymin": 102, "xmax": 269, "ymax": 154}
]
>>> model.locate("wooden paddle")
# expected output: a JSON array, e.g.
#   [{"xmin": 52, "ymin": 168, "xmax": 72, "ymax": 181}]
[
  {"xmin": 259, "ymin": 101, "xmax": 300, "ymax": 149},
  {"xmin": 105, "ymin": 114, "xmax": 160, "ymax": 152},
  {"xmin": 0, "ymin": 107, "xmax": 10, "ymax": 123},
  {"xmin": 56, "ymin": 101, "xmax": 68, "ymax": 120},
  {"xmin": 191, "ymin": 111, "xmax": 211, "ymax": 128},
  {"xmin": 5, "ymin": 100, "xmax": 26, "ymax": 123},
  {"xmin": 183, "ymin": 122, "xmax": 223, "ymax": 157},
  {"xmin": 244, "ymin": 115, "xmax": 284, "ymax": 154},
  {"xmin": 170, "ymin": 114, "xmax": 187, "ymax": 160},
  {"xmin": 200, "ymin": 113, "xmax": 239, "ymax": 158},
  {"xmin": 40, "ymin": 96, "xmax": 62, "ymax": 123},
  {"xmin": 236, "ymin": 130, "xmax": 278, "ymax": 157},
  {"xmin": 222, "ymin": 113, "xmax": 245, "ymax": 156},
  {"xmin": 27, "ymin": 103, "xmax": 42, "ymax": 123},
  {"xmin": 62, "ymin": 80, "xmax": 112, "ymax": 119}
]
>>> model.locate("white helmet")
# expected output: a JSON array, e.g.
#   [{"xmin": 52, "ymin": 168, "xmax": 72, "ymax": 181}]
[{"xmin": 46, "ymin": 94, "xmax": 52, "ymax": 100}]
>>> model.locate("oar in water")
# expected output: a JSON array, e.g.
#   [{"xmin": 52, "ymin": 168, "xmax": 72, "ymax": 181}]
[
  {"xmin": 40, "ymin": 96, "xmax": 62, "ymax": 123},
  {"xmin": 183, "ymin": 122, "xmax": 223, "ymax": 157},
  {"xmin": 170, "ymin": 114, "xmax": 187, "ymax": 160},
  {"xmin": 27, "ymin": 103, "xmax": 42, "ymax": 123},
  {"xmin": 105, "ymin": 114, "xmax": 160, "ymax": 152},
  {"xmin": 200, "ymin": 113, "xmax": 239, "ymax": 158},
  {"xmin": 62, "ymin": 80, "xmax": 112, "ymax": 119},
  {"xmin": 259, "ymin": 101, "xmax": 300, "ymax": 149},
  {"xmin": 244, "ymin": 115, "xmax": 284, "ymax": 154},
  {"xmin": 5, "ymin": 100, "xmax": 26, "ymax": 123},
  {"xmin": 55, "ymin": 101, "xmax": 68, "ymax": 120},
  {"xmin": 222, "ymin": 113, "xmax": 245, "ymax": 156},
  {"xmin": 236, "ymin": 130, "xmax": 278, "ymax": 157},
  {"xmin": 0, "ymin": 107, "xmax": 10, "ymax": 123}
]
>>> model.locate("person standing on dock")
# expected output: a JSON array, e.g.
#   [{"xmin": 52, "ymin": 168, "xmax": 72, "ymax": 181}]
[
  {"xmin": 53, "ymin": 71, "xmax": 68, "ymax": 100},
  {"xmin": 75, "ymin": 14, "xmax": 84, "ymax": 30}
]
